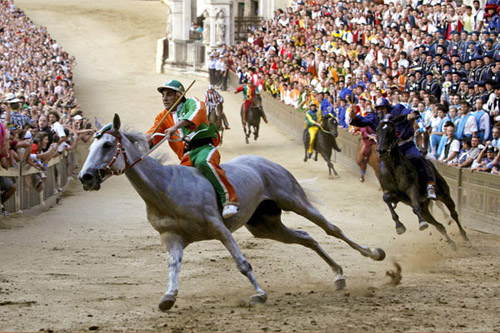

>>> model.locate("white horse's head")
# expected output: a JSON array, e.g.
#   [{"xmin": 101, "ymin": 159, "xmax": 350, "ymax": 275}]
[{"xmin": 79, "ymin": 113, "xmax": 126, "ymax": 191}]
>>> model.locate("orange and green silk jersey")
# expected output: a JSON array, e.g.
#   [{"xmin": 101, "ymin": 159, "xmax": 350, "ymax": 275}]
[{"xmin": 146, "ymin": 98, "xmax": 218, "ymax": 160}]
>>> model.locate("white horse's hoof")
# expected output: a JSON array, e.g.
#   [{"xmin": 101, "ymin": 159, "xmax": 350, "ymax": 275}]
[
  {"xmin": 372, "ymin": 248, "xmax": 386, "ymax": 261},
  {"xmin": 250, "ymin": 293, "xmax": 267, "ymax": 306},
  {"xmin": 335, "ymin": 278, "xmax": 346, "ymax": 290},
  {"xmin": 396, "ymin": 225, "xmax": 406, "ymax": 235},
  {"xmin": 419, "ymin": 221, "xmax": 429, "ymax": 231},
  {"xmin": 159, "ymin": 294, "xmax": 176, "ymax": 312}
]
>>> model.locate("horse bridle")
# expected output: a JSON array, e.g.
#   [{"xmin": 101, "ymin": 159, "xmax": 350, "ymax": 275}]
[
  {"xmin": 97, "ymin": 131, "xmax": 179, "ymax": 181},
  {"xmin": 378, "ymin": 119, "xmax": 398, "ymax": 154},
  {"xmin": 98, "ymin": 132, "xmax": 134, "ymax": 180},
  {"xmin": 319, "ymin": 116, "xmax": 338, "ymax": 135}
]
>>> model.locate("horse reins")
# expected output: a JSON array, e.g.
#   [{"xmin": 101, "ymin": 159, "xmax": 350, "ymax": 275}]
[{"xmin": 98, "ymin": 131, "xmax": 181, "ymax": 182}]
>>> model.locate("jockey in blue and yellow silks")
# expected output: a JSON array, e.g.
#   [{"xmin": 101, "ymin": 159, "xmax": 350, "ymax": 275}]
[{"xmin": 305, "ymin": 103, "xmax": 320, "ymax": 159}]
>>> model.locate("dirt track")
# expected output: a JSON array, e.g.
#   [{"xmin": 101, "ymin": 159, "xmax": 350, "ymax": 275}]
[{"xmin": 1, "ymin": 1, "xmax": 500, "ymax": 331}]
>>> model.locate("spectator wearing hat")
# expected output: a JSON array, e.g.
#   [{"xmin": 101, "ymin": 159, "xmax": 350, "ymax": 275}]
[
  {"xmin": 424, "ymin": 72, "xmax": 442, "ymax": 101},
  {"xmin": 490, "ymin": 150, "xmax": 500, "ymax": 174},
  {"xmin": 472, "ymin": 144, "xmax": 499, "ymax": 172},
  {"xmin": 3, "ymin": 94, "xmax": 35, "ymax": 129}
]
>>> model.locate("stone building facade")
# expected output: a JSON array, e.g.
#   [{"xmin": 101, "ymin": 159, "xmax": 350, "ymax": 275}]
[{"xmin": 158, "ymin": 0, "xmax": 290, "ymax": 71}]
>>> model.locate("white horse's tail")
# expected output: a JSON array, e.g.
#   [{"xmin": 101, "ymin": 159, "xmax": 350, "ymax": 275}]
[{"xmin": 298, "ymin": 177, "xmax": 323, "ymax": 206}]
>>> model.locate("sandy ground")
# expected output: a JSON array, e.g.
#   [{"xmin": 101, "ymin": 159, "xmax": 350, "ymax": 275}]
[{"xmin": 1, "ymin": 0, "xmax": 499, "ymax": 331}]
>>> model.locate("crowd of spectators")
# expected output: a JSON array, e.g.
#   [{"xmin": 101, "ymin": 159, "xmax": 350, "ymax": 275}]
[
  {"xmin": 0, "ymin": 0, "xmax": 94, "ymax": 214},
  {"xmin": 213, "ymin": 0, "xmax": 500, "ymax": 174}
]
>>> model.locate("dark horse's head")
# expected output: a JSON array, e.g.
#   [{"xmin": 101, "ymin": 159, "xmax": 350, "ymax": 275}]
[
  {"xmin": 322, "ymin": 114, "xmax": 339, "ymax": 138},
  {"xmin": 376, "ymin": 119, "xmax": 397, "ymax": 158},
  {"xmin": 251, "ymin": 93, "xmax": 263, "ymax": 109}
]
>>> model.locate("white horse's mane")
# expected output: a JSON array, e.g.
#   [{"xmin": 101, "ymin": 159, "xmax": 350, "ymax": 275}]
[{"xmin": 121, "ymin": 126, "xmax": 170, "ymax": 164}]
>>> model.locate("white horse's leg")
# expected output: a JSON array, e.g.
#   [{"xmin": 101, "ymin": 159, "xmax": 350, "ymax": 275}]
[
  {"xmin": 214, "ymin": 222, "xmax": 267, "ymax": 305},
  {"xmin": 288, "ymin": 201, "xmax": 386, "ymax": 262},
  {"xmin": 158, "ymin": 233, "xmax": 185, "ymax": 312},
  {"xmin": 246, "ymin": 213, "xmax": 346, "ymax": 290}
]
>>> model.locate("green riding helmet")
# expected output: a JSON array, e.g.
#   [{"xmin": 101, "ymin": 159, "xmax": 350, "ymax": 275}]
[{"xmin": 157, "ymin": 80, "xmax": 185, "ymax": 94}]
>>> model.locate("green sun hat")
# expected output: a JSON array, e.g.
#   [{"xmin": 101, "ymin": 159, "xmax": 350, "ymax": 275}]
[{"xmin": 157, "ymin": 80, "xmax": 185, "ymax": 94}]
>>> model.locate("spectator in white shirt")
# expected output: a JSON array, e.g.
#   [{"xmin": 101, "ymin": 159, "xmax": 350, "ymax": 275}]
[
  {"xmin": 48, "ymin": 111, "xmax": 66, "ymax": 145},
  {"xmin": 439, "ymin": 122, "xmax": 461, "ymax": 164}
]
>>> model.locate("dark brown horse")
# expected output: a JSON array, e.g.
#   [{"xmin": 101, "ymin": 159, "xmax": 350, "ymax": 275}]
[
  {"xmin": 303, "ymin": 115, "xmax": 341, "ymax": 178},
  {"xmin": 241, "ymin": 94, "xmax": 264, "ymax": 144},
  {"xmin": 376, "ymin": 118, "xmax": 467, "ymax": 248},
  {"xmin": 208, "ymin": 103, "xmax": 225, "ymax": 144}
]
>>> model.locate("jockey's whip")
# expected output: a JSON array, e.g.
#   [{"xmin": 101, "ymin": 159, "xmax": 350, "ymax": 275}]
[
  {"xmin": 151, "ymin": 79, "xmax": 196, "ymax": 135},
  {"xmin": 117, "ymin": 80, "xmax": 196, "ymax": 171}
]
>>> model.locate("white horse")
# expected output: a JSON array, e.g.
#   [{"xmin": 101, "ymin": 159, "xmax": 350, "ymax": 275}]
[{"xmin": 79, "ymin": 114, "xmax": 386, "ymax": 311}]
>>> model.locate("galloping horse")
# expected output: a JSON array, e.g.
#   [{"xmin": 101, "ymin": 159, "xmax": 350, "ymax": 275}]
[
  {"xmin": 208, "ymin": 102, "xmax": 225, "ymax": 144},
  {"xmin": 303, "ymin": 115, "xmax": 342, "ymax": 178},
  {"xmin": 79, "ymin": 114, "xmax": 386, "ymax": 311},
  {"xmin": 241, "ymin": 94, "xmax": 264, "ymax": 144},
  {"xmin": 376, "ymin": 118, "xmax": 468, "ymax": 248}
]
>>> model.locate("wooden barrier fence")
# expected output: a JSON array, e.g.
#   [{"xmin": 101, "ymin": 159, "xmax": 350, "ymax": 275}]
[{"xmin": 0, "ymin": 152, "xmax": 75, "ymax": 215}]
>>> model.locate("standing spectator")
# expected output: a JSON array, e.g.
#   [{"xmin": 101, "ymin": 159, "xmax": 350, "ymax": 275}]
[
  {"xmin": 455, "ymin": 101, "xmax": 477, "ymax": 140},
  {"xmin": 48, "ymin": 111, "xmax": 66, "ymax": 145},
  {"xmin": 215, "ymin": 55, "xmax": 223, "ymax": 87},
  {"xmin": 37, "ymin": 115, "xmax": 54, "ymax": 150},
  {"xmin": 220, "ymin": 58, "xmax": 229, "ymax": 91},
  {"xmin": 208, "ymin": 54, "xmax": 217, "ymax": 85}
]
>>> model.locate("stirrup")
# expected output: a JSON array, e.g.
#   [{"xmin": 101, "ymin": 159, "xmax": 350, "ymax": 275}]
[{"xmin": 427, "ymin": 185, "xmax": 437, "ymax": 200}]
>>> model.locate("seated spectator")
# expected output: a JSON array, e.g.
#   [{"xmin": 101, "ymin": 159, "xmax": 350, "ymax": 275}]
[
  {"xmin": 449, "ymin": 136, "xmax": 482, "ymax": 168},
  {"xmin": 490, "ymin": 151, "xmax": 500, "ymax": 175},
  {"xmin": 439, "ymin": 122, "xmax": 461, "ymax": 165},
  {"xmin": 472, "ymin": 145, "xmax": 498, "ymax": 172}
]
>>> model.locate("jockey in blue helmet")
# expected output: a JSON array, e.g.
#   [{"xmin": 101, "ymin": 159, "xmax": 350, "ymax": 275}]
[{"xmin": 349, "ymin": 98, "xmax": 437, "ymax": 199}]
